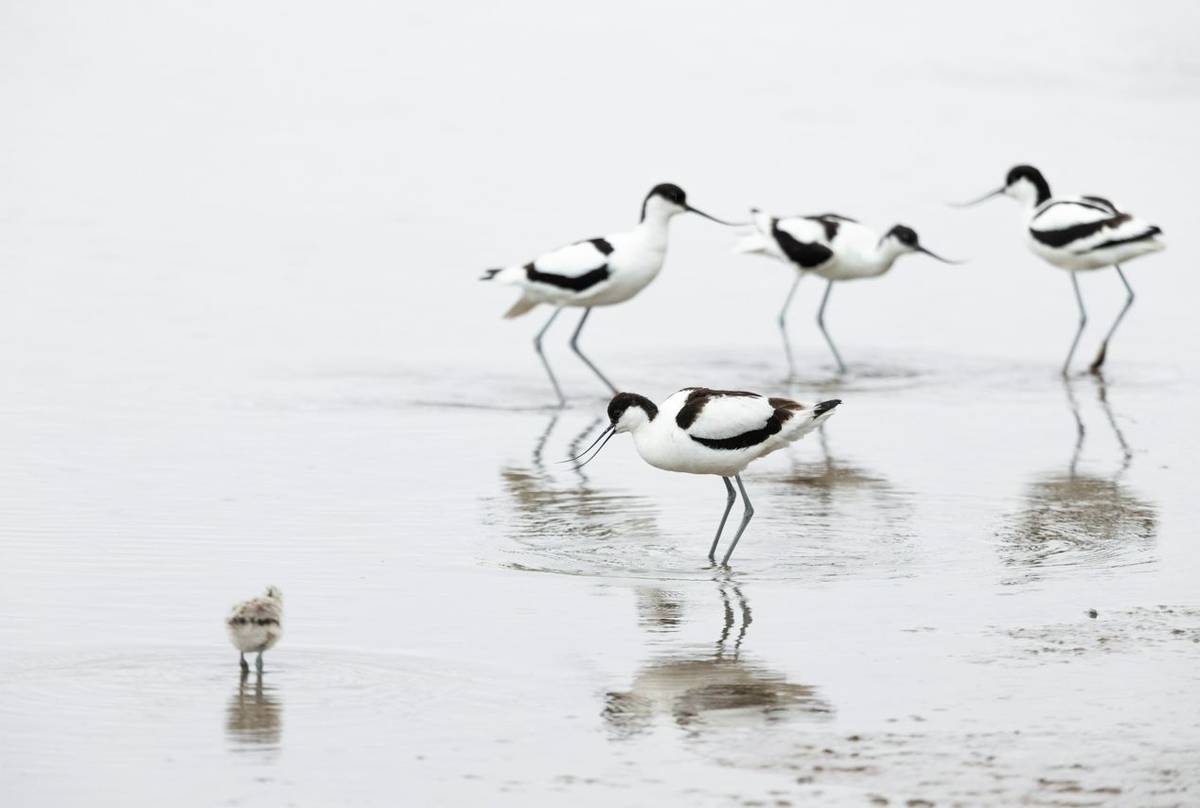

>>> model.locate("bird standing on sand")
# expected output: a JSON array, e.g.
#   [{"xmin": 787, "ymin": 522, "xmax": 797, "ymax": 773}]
[
  {"xmin": 956, "ymin": 164, "xmax": 1164, "ymax": 375},
  {"xmin": 736, "ymin": 209, "xmax": 959, "ymax": 375},
  {"xmin": 570, "ymin": 388, "xmax": 841, "ymax": 565},
  {"xmin": 227, "ymin": 586, "xmax": 283, "ymax": 672},
  {"xmin": 482, "ymin": 184, "xmax": 740, "ymax": 405}
]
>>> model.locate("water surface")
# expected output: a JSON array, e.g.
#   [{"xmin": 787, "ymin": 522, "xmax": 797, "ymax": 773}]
[{"xmin": 2, "ymin": 1, "xmax": 1199, "ymax": 805}]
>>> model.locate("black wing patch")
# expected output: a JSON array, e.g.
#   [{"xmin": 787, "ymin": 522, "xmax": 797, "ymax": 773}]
[
  {"xmin": 1080, "ymin": 195, "xmax": 1118, "ymax": 213},
  {"xmin": 683, "ymin": 392, "xmax": 803, "ymax": 451},
  {"xmin": 1086, "ymin": 226, "xmax": 1162, "ymax": 252},
  {"xmin": 1031, "ymin": 213, "xmax": 1132, "ymax": 249},
  {"xmin": 587, "ymin": 238, "xmax": 614, "ymax": 255},
  {"xmin": 772, "ymin": 221, "xmax": 834, "ymax": 268},
  {"xmin": 675, "ymin": 388, "xmax": 760, "ymax": 430},
  {"xmin": 524, "ymin": 262, "xmax": 611, "ymax": 292},
  {"xmin": 805, "ymin": 214, "xmax": 855, "ymax": 240}
]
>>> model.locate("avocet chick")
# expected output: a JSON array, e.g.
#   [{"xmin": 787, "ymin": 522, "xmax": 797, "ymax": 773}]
[
  {"xmin": 570, "ymin": 388, "xmax": 841, "ymax": 565},
  {"xmin": 226, "ymin": 586, "xmax": 283, "ymax": 673}
]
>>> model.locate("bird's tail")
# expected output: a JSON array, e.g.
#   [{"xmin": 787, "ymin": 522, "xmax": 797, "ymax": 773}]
[
  {"xmin": 733, "ymin": 208, "xmax": 776, "ymax": 256},
  {"xmin": 480, "ymin": 265, "xmax": 538, "ymax": 317},
  {"xmin": 734, "ymin": 231, "xmax": 771, "ymax": 255},
  {"xmin": 503, "ymin": 295, "xmax": 539, "ymax": 319},
  {"xmin": 480, "ymin": 265, "xmax": 527, "ymax": 284}
]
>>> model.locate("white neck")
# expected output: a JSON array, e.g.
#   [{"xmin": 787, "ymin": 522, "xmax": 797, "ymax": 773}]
[
  {"xmin": 635, "ymin": 209, "xmax": 673, "ymax": 246},
  {"xmin": 869, "ymin": 239, "xmax": 907, "ymax": 274},
  {"xmin": 1008, "ymin": 179, "xmax": 1043, "ymax": 211}
]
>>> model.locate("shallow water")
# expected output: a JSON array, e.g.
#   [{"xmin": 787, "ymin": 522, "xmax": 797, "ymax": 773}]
[{"xmin": 3, "ymin": 1, "xmax": 1200, "ymax": 805}]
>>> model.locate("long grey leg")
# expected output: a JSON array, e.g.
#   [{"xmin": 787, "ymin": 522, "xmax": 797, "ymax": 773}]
[
  {"xmin": 240, "ymin": 652, "xmax": 249, "ymax": 673},
  {"xmin": 255, "ymin": 651, "xmax": 264, "ymax": 672},
  {"xmin": 816, "ymin": 280, "xmax": 846, "ymax": 374},
  {"xmin": 1063, "ymin": 271, "xmax": 1087, "ymax": 376},
  {"xmin": 534, "ymin": 307, "xmax": 566, "ymax": 406},
  {"xmin": 1089, "ymin": 265, "xmax": 1134, "ymax": 374},
  {"xmin": 779, "ymin": 273, "xmax": 803, "ymax": 377},
  {"xmin": 569, "ymin": 308, "xmax": 617, "ymax": 394},
  {"xmin": 720, "ymin": 475, "xmax": 756, "ymax": 566},
  {"xmin": 708, "ymin": 477, "xmax": 737, "ymax": 564}
]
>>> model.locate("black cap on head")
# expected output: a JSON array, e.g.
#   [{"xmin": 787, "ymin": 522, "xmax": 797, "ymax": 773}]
[
  {"xmin": 887, "ymin": 225, "xmax": 919, "ymax": 246},
  {"xmin": 1004, "ymin": 164, "xmax": 1051, "ymax": 203},
  {"xmin": 649, "ymin": 183, "xmax": 686, "ymax": 205},
  {"xmin": 608, "ymin": 392, "xmax": 658, "ymax": 423},
  {"xmin": 1005, "ymin": 164, "xmax": 1042, "ymax": 186},
  {"xmin": 641, "ymin": 183, "xmax": 687, "ymax": 221}
]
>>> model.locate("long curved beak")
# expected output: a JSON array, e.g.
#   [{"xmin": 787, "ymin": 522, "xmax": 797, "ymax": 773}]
[
  {"xmin": 950, "ymin": 187, "xmax": 1005, "ymax": 208},
  {"xmin": 559, "ymin": 424, "xmax": 615, "ymax": 466},
  {"xmin": 685, "ymin": 204, "xmax": 748, "ymax": 227},
  {"xmin": 916, "ymin": 245, "xmax": 965, "ymax": 264}
]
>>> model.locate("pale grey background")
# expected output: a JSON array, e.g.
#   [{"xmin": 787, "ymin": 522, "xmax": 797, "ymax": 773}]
[{"xmin": 2, "ymin": 2, "xmax": 1198, "ymax": 806}]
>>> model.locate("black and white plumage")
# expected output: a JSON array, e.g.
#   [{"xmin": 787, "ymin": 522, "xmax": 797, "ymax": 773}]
[
  {"xmin": 226, "ymin": 586, "xmax": 283, "ymax": 673},
  {"xmin": 481, "ymin": 184, "xmax": 739, "ymax": 405},
  {"xmin": 736, "ymin": 209, "xmax": 958, "ymax": 374},
  {"xmin": 571, "ymin": 388, "xmax": 841, "ymax": 565},
  {"xmin": 957, "ymin": 164, "xmax": 1164, "ymax": 374}
]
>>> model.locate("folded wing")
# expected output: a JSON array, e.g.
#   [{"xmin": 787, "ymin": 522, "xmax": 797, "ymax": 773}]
[
  {"xmin": 1030, "ymin": 198, "xmax": 1158, "ymax": 252},
  {"xmin": 675, "ymin": 388, "xmax": 804, "ymax": 450},
  {"xmin": 521, "ymin": 237, "xmax": 615, "ymax": 292}
]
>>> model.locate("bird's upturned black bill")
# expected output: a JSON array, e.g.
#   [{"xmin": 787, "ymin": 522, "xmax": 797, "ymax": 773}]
[
  {"xmin": 916, "ymin": 245, "xmax": 964, "ymax": 264},
  {"xmin": 572, "ymin": 426, "xmax": 617, "ymax": 469},
  {"xmin": 685, "ymin": 204, "xmax": 747, "ymax": 227},
  {"xmin": 950, "ymin": 188, "xmax": 1005, "ymax": 208},
  {"xmin": 560, "ymin": 424, "xmax": 614, "ymax": 465}
]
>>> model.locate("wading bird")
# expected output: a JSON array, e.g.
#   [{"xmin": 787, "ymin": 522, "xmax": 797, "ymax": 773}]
[
  {"xmin": 482, "ymin": 184, "xmax": 739, "ymax": 405},
  {"xmin": 226, "ymin": 586, "xmax": 283, "ymax": 673},
  {"xmin": 569, "ymin": 388, "xmax": 840, "ymax": 565},
  {"xmin": 736, "ymin": 209, "xmax": 959, "ymax": 375},
  {"xmin": 956, "ymin": 165, "xmax": 1164, "ymax": 375}
]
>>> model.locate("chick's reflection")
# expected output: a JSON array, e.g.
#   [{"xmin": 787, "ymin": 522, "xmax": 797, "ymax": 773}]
[
  {"xmin": 604, "ymin": 585, "xmax": 831, "ymax": 740},
  {"xmin": 225, "ymin": 670, "xmax": 282, "ymax": 750}
]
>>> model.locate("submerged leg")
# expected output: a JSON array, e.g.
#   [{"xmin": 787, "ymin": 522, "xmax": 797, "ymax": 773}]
[
  {"xmin": 1089, "ymin": 265, "xmax": 1135, "ymax": 374},
  {"xmin": 778, "ymin": 273, "xmax": 803, "ymax": 377},
  {"xmin": 255, "ymin": 651, "xmax": 264, "ymax": 672},
  {"xmin": 240, "ymin": 652, "xmax": 249, "ymax": 673},
  {"xmin": 708, "ymin": 477, "xmax": 737, "ymax": 564},
  {"xmin": 569, "ymin": 308, "xmax": 617, "ymax": 394},
  {"xmin": 720, "ymin": 475, "xmax": 756, "ymax": 566},
  {"xmin": 816, "ymin": 280, "xmax": 846, "ymax": 374},
  {"xmin": 1063, "ymin": 271, "xmax": 1087, "ymax": 376},
  {"xmin": 534, "ymin": 307, "xmax": 566, "ymax": 406}
]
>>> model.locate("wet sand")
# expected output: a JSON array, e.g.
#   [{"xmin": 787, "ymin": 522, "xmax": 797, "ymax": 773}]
[{"xmin": 3, "ymin": 1, "xmax": 1200, "ymax": 805}]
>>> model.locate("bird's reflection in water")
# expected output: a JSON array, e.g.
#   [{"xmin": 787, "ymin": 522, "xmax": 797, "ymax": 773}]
[
  {"xmin": 778, "ymin": 427, "xmax": 901, "ymax": 504},
  {"xmin": 764, "ymin": 428, "xmax": 915, "ymax": 576},
  {"xmin": 604, "ymin": 583, "xmax": 832, "ymax": 741},
  {"xmin": 1002, "ymin": 377, "xmax": 1156, "ymax": 580},
  {"xmin": 225, "ymin": 670, "xmax": 281, "ymax": 751},
  {"xmin": 489, "ymin": 414, "xmax": 663, "ymax": 569}
]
